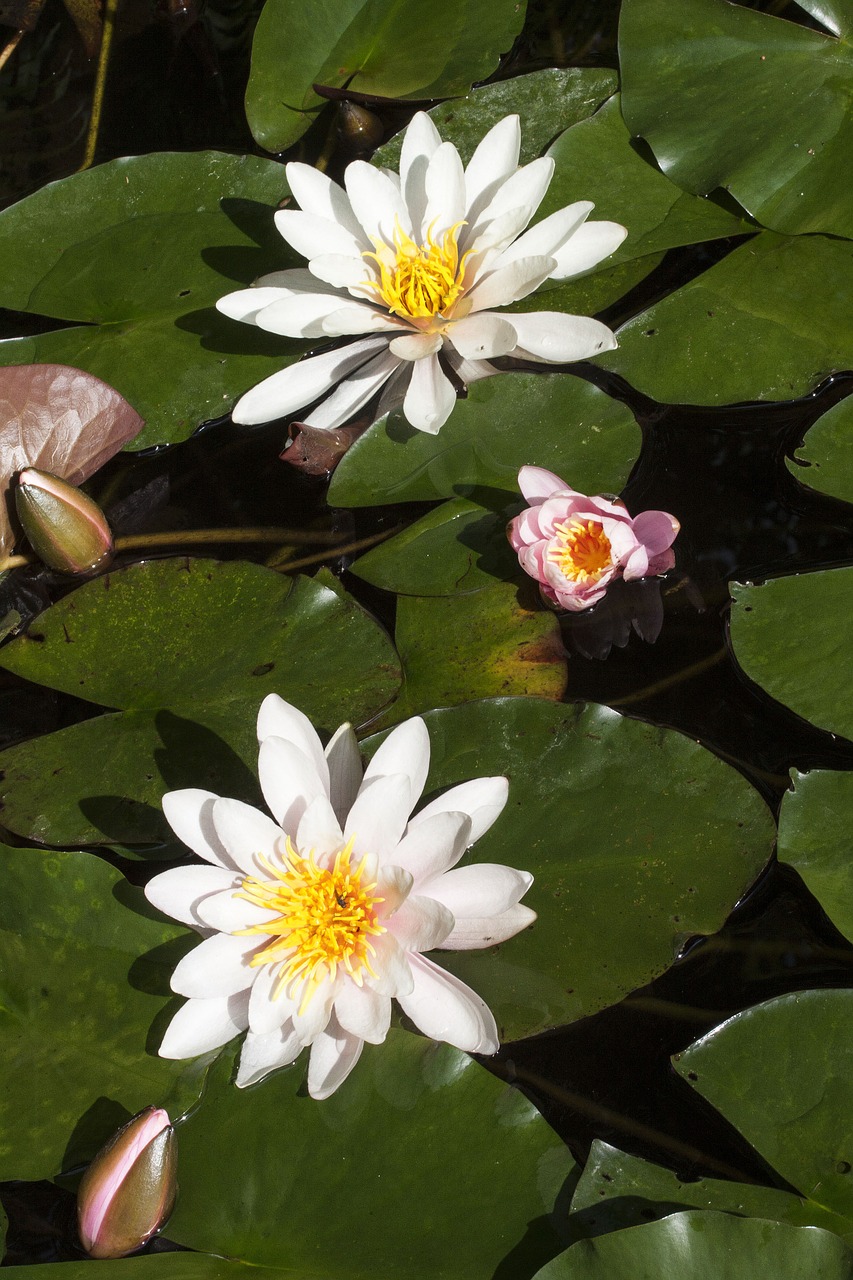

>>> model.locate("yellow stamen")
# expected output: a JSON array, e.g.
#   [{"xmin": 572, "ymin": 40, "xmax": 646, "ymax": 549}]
[
  {"xmin": 548, "ymin": 518, "xmax": 613, "ymax": 584},
  {"xmin": 236, "ymin": 835, "xmax": 385, "ymax": 1014},
  {"xmin": 364, "ymin": 219, "xmax": 471, "ymax": 322}
]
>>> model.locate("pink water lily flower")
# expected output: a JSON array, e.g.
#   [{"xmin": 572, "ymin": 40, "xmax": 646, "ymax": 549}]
[
  {"xmin": 145, "ymin": 695, "xmax": 535, "ymax": 1100},
  {"xmin": 508, "ymin": 465, "xmax": 680, "ymax": 612}
]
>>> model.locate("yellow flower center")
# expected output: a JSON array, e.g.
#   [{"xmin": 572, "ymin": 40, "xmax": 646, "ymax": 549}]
[
  {"xmin": 236, "ymin": 836, "xmax": 385, "ymax": 1012},
  {"xmin": 364, "ymin": 219, "xmax": 471, "ymax": 322},
  {"xmin": 549, "ymin": 518, "xmax": 613, "ymax": 583}
]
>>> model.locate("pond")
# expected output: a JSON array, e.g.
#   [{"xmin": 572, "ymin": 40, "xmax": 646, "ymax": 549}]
[{"xmin": 1, "ymin": 0, "xmax": 853, "ymax": 1276}]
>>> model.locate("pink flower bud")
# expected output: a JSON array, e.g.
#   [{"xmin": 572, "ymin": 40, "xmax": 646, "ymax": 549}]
[
  {"xmin": 77, "ymin": 1106, "xmax": 176, "ymax": 1259},
  {"xmin": 15, "ymin": 468, "xmax": 113, "ymax": 574}
]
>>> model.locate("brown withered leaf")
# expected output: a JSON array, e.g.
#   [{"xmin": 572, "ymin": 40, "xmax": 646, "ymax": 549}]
[
  {"xmin": 280, "ymin": 421, "xmax": 363, "ymax": 476},
  {"xmin": 0, "ymin": 364, "xmax": 144, "ymax": 559}
]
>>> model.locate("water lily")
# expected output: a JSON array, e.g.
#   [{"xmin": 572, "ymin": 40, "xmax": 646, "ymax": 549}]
[
  {"xmin": 217, "ymin": 112, "xmax": 626, "ymax": 435},
  {"xmin": 145, "ymin": 696, "xmax": 535, "ymax": 1099},
  {"xmin": 77, "ymin": 1107, "xmax": 176, "ymax": 1259},
  {"xmin": 508, "ymin": 465, "xmax": 680, "ymax": 612}
]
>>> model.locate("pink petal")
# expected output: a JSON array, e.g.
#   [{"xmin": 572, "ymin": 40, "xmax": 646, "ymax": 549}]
[
  {"xmin": 517, "ymin": 465, "xmax": 569, "ymax": 505},
  {"xmin": 632, "ymin": 509, "xmax": 681, "ymax": 555}
]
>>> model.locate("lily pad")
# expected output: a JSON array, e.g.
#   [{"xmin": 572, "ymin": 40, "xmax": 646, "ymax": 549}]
[
  {"xmin": 167, "ymin": 1035, "xmax": 576, "ymax": 1278},
  {"xmin": 619, "ymin": 0, "xmax": 853, "ymax": 239},
  {"xmin": 601, "ymin": 232, "xmax": 853, "ymax": 404},
  {"xmin": 675, "ymin": 990, "xmax": 853, "ymax": 1224},
  {"xmin": 777, "ymin": 768, "xmax": 853, "ymax": 944},
  {"xmin": 534, "ymin": 1212, "xmax": 853, "ymax": 1279},
  {"xmin": 568, "ymin": 1140, "xmax": 853, "ymax": 1244},
  {"xmin": 377, "ymin": 582, "xmax": 567, "ymax": 724},
  {"xmin": 0, "ymin": 152, "xmax": 304, "ymax": 448},
  {"xmin": 0, "ymin": 846, "xmax": 205, "ymax": 1181},
  {"xmin": 788, "ymin": 395, "xmax": 853, "ymax": 503},
  {"xmin": 0, "ymin": 1258, "xmax": 294, "ymax": 1279},
  {"xmin": 246, "ymin": 0, "xmax": 526, "ymax": 153},
  {"xmin": 729, "ymin": 571, "xmax": 853, "ymax": 742},
  {"xmin": 328, "ymin": 372, "xmax": 641, "ymax": 508},
  {"xmin": 367, "ymin": 698, "xmax": 774, "ymax": 1040},
  {"xmin": 0, "ymin": 561, "xmax": 401, "ymax": 852}
]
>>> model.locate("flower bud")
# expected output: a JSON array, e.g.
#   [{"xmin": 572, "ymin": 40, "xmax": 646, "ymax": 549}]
[
  {"xmin": 15, "ymin": 468, "xmax": 113, "ymax": 574},
  {"xmin": 77, "ymin": 1106, "xmax": 177, "ymax": 1259}
]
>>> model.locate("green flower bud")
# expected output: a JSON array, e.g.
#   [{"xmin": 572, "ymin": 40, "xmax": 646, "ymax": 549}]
[
  {"xmin": 15, "ymin": 468, "xmax": 113, "ymax": 574},
  {"xmin": 77, "ymin": 1106, "xmax": 177, "ymax": 1259}
]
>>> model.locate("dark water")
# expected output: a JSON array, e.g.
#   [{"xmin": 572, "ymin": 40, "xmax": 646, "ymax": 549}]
[{"xmin": 3, "ymin": 0, "xmax": 853, "ymax": 1265}]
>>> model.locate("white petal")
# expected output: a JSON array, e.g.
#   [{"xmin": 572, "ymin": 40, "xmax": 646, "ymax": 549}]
[
  {"xmin": 320, "ymin": 305, "xmax": 402, "ymax": 336},
  {"xmin": 549, "ymin": 219, "xmax": 628, "ymax": 280},
  {"xmin": 296, "ymin": 792, "xmax": 344, "ymax": 860},
  {"xmin": 388, "ymin": 331, "xmax": 443, "ymax": 361},
  {"xmin": 446, "ymin": 312, "xmax": 518, "ymax": 360},
  {"xmin": 472, "ymin": 156, "xmax": 554, "ymax": 238},
  {"xmin": 411, "ymin": 776, "xmax": 508, "ymax": 844},
  {"xmin": 211, "ymin": 797, "xmax": 282, "ymax": 877},
  {"xmin": 403, "ymin": 353, "xmax": 457, "ymax": 434},
  {"xmin": 284, "ymin": 162, "xmax": 369, "ymax": 246},
  {"xmin": 364, "ymin": 931, "xmax": 413, "ymax": 997},
  {"xmin": 325, "ymin": 723, "xmax": 363, "ymax": 825},
  {"xmin": 248, "ymin": 963, "xmax": 300, "ymax": 1035},
  {"xmin": 292, "ymin": 975, "xmax": 339, "ymax": 1040},
  {"xmin": 391, "ymin": 811, "xmax": 473, "ymax": 882},
  {"xmin": 258, "ymin": 736, "xmax": 329, "ymax": 834},
  {"xmin": 400, "ymin": 111, "xmax": 443, "ymax": 240},
  {"xmin": 334, "ymin": 981, "xmax": 391, "ymax": 1044},
  {"xmin": 422, "ymin": 141, "xmax": 466, "ymax": 238},
  {"xmin": 231, "ymin": 337, "xmax": 387, "ymax": 425},
  {"xmin": 422, "ymin": 864, "xmax": 533, "ymax": 916},
  {"xmin": 216, "ymin": 286, "xmax": 291, "ymax": 324},
  {"xmin": 307, "ymin": 1013, "xmax": 365, "ymax": 1099},
  {"xmin": 442, "ymin": 903, "xmax": 536, "ymax": 951},
  {"xmin": 257, "ymin": 694, "xmax": 329, "ymax": 781},
  {"xmin": 363, "ymin": 716, "xmax": 430, "ymax": 808},
  {"xmin": 274, "ymin": 209, "xmax": 364, "ymax": 262},
  {"xmin": 490, "ymin": 201, "xmax": 593, "ymax": 271},
  {"xmin": 345, "ymin": 160, "xmax": 412, "ymax": 245},
  {"xmin": 196, "ymin": 887, "xmax": 277, "ymax": 933},
  {"xmin": 310, "ymin": 254, "xmax": 373, "ymax": 289},
  {"xmin": 171, "ymin": 932, "xmax": 260, "ymax": 998},
  {"xmin": 145, "ymin": 865, "xmax": 238, "ymax": 930},
  {"xmin": 466, "ymin": 255, "xmax": 556, "ymax": 312},
  {"xmin": 236, "ymin": 1025, "xmax": 302, "ymax": 1088},
  {"xmin": 344, "ymin": 772, "xmax": 413, "ymax": 860},
  {"xmin": 301, "ymin": 347, "xmax": 400, "ymax": 431},
  {"xmin": 254, "ymin": 293, "xmax": 353, "ymax": 339},
  {"xmin": 388, "ymin": 894, "xmax": 454, "ymax": 951},
  {"xmin": 374, "ymin": 863, "xmax": 414, "ymax": 918},
  {"xmin": 398, "ymin": 953, "xmax": 498, "ymax": 1053},
  {"xmin": 509, "ymin": 312, "xmax": 618, "ymax": 362},
  {"xmin": 159, "ymin": 991, "xmax": 249, "ymax": 1059},
  {"xmin": 162, "ymin": 789, "xmax": 233, "ymax": 869},
  {"xmin": 444, "ymin": 349, "xmax": 500, "ymax": 387},
  {"xmin": 464, "ymin": 115, "xmax": 521, "ymax": 226},
  {"xmin": 254, "ymin": 267, "xmax": 340, "ymax": 292}
]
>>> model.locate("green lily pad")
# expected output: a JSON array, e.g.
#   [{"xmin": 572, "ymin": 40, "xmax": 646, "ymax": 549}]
[
  {"xmin": 777, "ymin": 769, "xmax": 853, "ymax": 944},
  {"xmin": 246, "ymin": 0, "xmax": 526, "ymax": 154},
  {"xmin": 568, "ymin": 1140, "xmax": 853, "ymax": 1245},
  {"xmin": 601, "ymin": 232, "xmax": 853, "ymax": 404},
  {"xmin": 619, "ymin": 0, "xmax": 853, "ymax": 239},
  {"xmin": 675, "ymin": 990, "xmax": 853, "ymax": 1223},
  {"xmin": 328, "ymin": 373, "xmax": 641, "ymax": 508},
  {"xmin": 0, "ymin": 846, "xmax": 206, "ymax": 1181},
  {"xmin": 534, "ymin": 1212, "xmax": 853, "ymax": 1279},
  {"xmin": 167, "ymin": 1035, "xmax": 576, "ymax": 1278},
  {"xmin": 0, "ymin": 561, "xmax": 401, "ymax": 853},
  {"xmin": 788, "ymin": 395, "xmax": 853, "ymax": 503},
  {"xmin": 376, "ymin": 582, "xmax": 567, "ymax": 725},
  {"xmin": 0, "ymin": 152, "xmax": 304, "ymax": 448},
  {"xmin": 366, "ymin": 698, "xmax": 774, "ymax": 1040},
  {"xmin": 729, "ymin": 571, "xmax": 853, "ymax": 742},
  {"xmin": 0, "ymin": 1258, "xmax": 295, "ymax": 1278}
]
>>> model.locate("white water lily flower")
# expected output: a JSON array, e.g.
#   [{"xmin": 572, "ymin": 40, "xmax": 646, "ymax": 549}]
[
  {"xmin": 217, "ymin": 112, "xmax": 627, "ymax": 435},
  {"xmin": 145, "ymin": 695, "xmax": 535, "ymax": 1099}
]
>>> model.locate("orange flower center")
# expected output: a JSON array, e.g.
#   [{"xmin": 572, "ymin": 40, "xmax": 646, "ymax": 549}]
[{"xmin": 549, "ymin": 518, "xmax": 613, "ymax": 583}]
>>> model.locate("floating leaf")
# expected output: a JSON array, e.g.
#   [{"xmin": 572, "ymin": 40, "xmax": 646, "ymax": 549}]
[
  {"xmin": 0, "ymin": 561, "xmax": 401, "ymax": 853},
  {"xmin": 619, "ymin": 0, "xmax": 853, "ymax": 239},
  {"xmin": 534, "ymin": 1212, "xmax": 853, "ymax": 1279},
  {"xmin": 0, "ymin": 153, "xmax": 304, "ymax": 449},
  {"xmin": 729, "ymin": 571, "xmax": 853, "ymax": 742},
  {"xmin": 788, "ymin": 395, "xmax": 853, "ymax": 504},
  {"xmin": 166, "ymin": 1035, "xmax": 576, "ymax": 1278},
  {"xmin": 0, "ymin": 846, "xmax": 206, "ymax": 1181},
  {"xmin": 0, "ymin": 364, "xmax": 143, "ymax": 558},
  {"xmin": 675, "ymin": 991, "xmax": 853, "ymax": 1224},
  {"xmin": 328, "ymin": 373, "xmax": 641, "ymax": 508},
  {"xmin": 246, "ymin": 0, "xmax": 526, "ymax": 153},
  {"xmin": 777, "ymin": 768, "xmax": 853, "ymax": 944},
  {"xmin": 0, "ymin": 1255, "xmax": 293, "ymax": 1278},
  {"xmin": 601, "ymin": 232, "xmax": 853, "ymax": 404}
]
